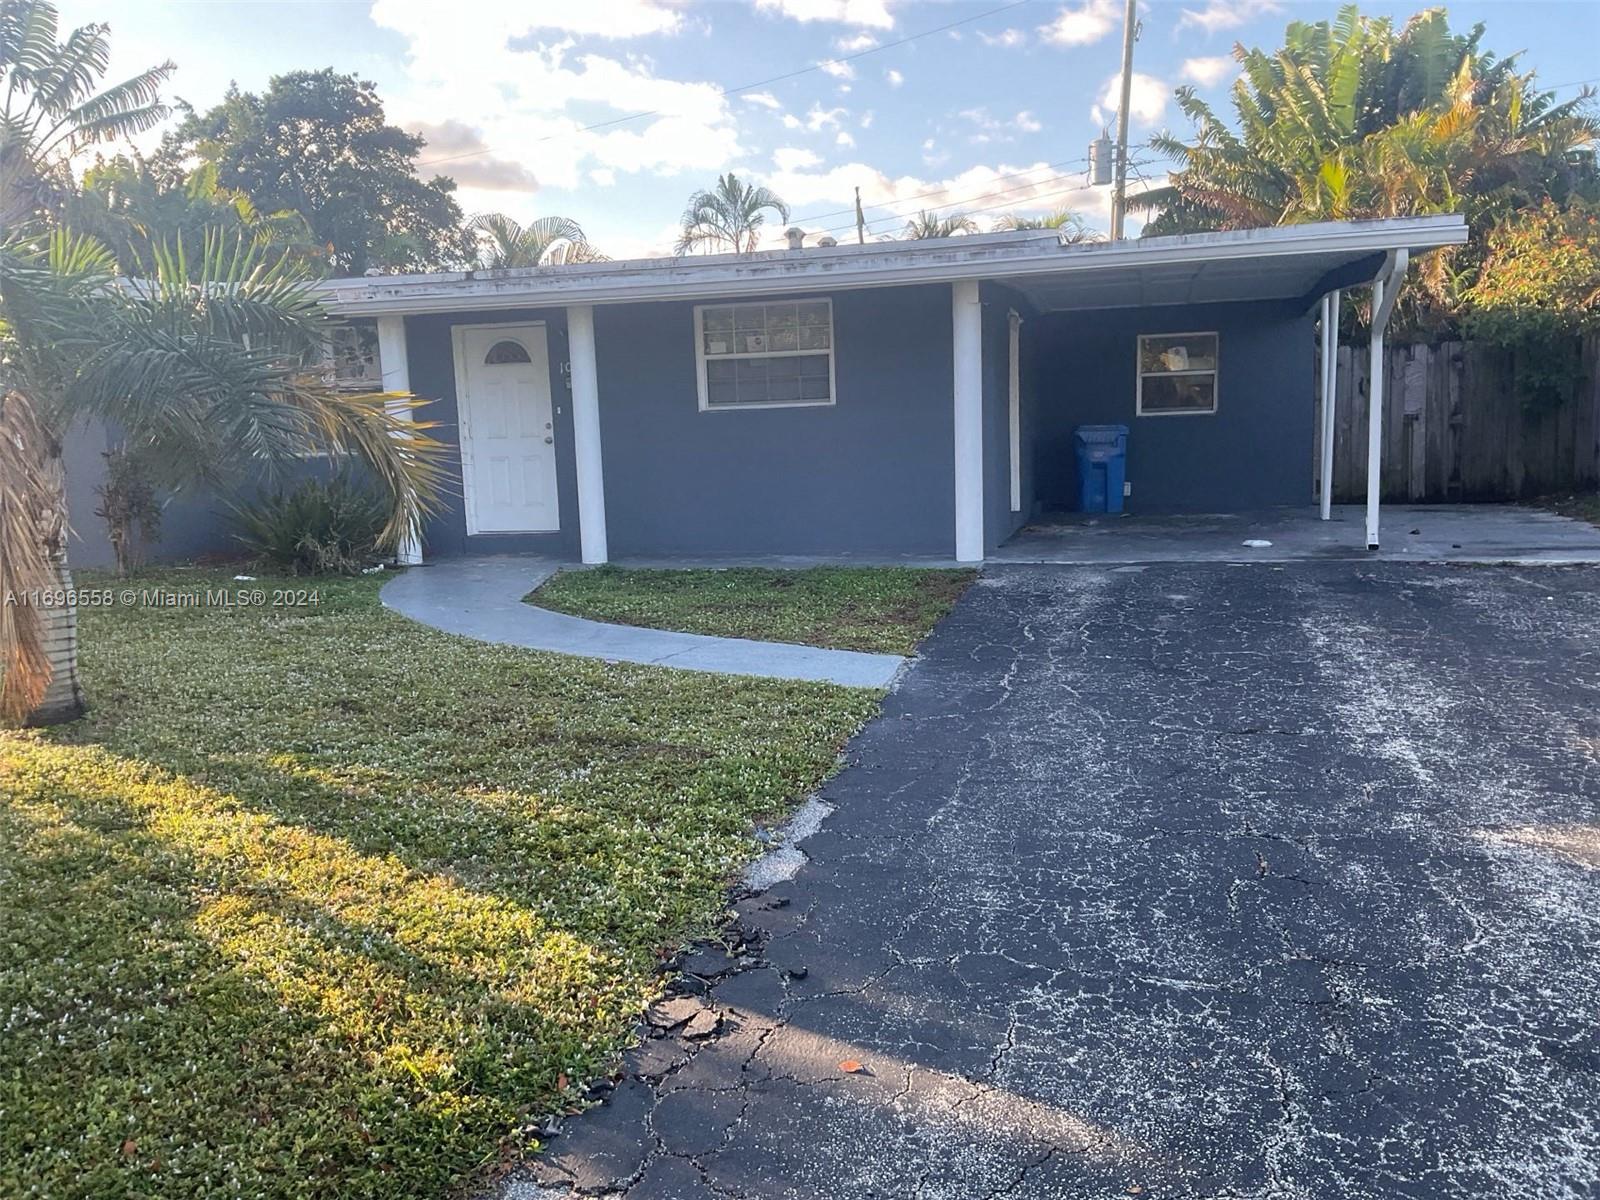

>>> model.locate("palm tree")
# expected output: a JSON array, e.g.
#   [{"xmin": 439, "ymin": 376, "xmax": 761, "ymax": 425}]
[
  {"xmin": 992, "ymin": 208, "xmax": 1102, "ymax": 243},
  {"xmin": 676, "ymin": 174, "xmax": 790, "ymax": 255},
  {"xmin": 0, "ymin": 230, "xmax": 450, "ymax": 726},
  {"xmin": 466, "ymin": 213, "xmax": 605, "ymax": 268},
  {"xmin": 0, "ymin": 0, "xmax": 175, "ymax": 225},
  {"xmin": 902, "ymin": 210, "xmax": 979, "ymax": 239}
]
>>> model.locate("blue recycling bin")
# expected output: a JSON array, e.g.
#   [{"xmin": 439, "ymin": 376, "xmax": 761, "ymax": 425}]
[{"xmin": 1074, "ymin": 424, "xmax": 1129, "ymax": 514}]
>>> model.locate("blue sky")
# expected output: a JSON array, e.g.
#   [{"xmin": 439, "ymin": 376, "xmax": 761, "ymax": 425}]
[{"xmin": 64, "ymin": 0, "xmax": 1600, "ymax": 258}]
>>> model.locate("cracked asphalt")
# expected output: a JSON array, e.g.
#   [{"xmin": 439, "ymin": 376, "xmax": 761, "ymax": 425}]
[{"xmin": 500, "ymin": 563, "xmax": 1600, "ymax": 1200}]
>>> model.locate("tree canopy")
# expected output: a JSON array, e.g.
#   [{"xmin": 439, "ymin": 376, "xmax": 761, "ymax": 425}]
[
  {"xmin": 1139, "ymin": 5, "xmax": 1597, "ymax": 236},
  {"xmin": 61, "ymin": 155, "xmax": 320, "ymax": 274},
  {"xmin": 158, "ymin": 69, "xmax": 473, "ymax": 275}
]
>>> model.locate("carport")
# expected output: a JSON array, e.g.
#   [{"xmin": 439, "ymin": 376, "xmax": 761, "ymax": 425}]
[{"xmin": 981, "ymin": 216, "xmax": 1466, "ymax": 553}]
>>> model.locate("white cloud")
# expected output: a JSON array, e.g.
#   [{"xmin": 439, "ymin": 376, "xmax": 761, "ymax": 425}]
[
  {"xmin": 835, "ymin": 32, "xmax": 878, "ymax": 51},
  {"xmin": 762, "ymin": 158, "xmax": 1117, "ymax": 236},
  {"xmin": 743, "ymin": 91, "xmax": 783, "ymax": 109},
  {"xmin": 1178, "ymin": 0, "xmax": 1282, "ymax": 34},
  {"xmin": 1180, "ymin": 55, "xmax": 1235, "ymax": 87},
  {"xmin": 754, "ymin": 0, "xmax": 894, "ymax": 28},
  {"xmin": 590, "ymin": 167, "xmax": 617, "ymax": 186},
  {"xmin": 805, "ymin": 104, "xmax": 848, "ymax": 131},
  {"xmin": 860, "ymin": 111, "xmax": 874, "ymax": 128},
  {"xmin": 409, "ymin": 120, "xmax": 541, "ymax": 191},
  {"xmin": 836, "ymin": 131, "xmax": 855, "ymax": 147},
  {"xmin": 370, "ymin": 6, "xmax": 741, "ymax": 188},
  {"xmin": 1099, "ymin": 71, "xmax": 1169, "ymax": 126},
  {"xmin": 1038, "ymin": 0, "xmax": 1119, "ymax": 47},
  {"xmin": 820, "ymin": 59, "xmax": 855, "ymax": 80},
  {"xmin": 373, "ymin": 0, "xmax": 683, "ymax": 39},
  {"xmin": 773, "ymin": 147, "xmax": 822, "ymax": 172},
  {"xmin": 978, "ymin": 28, "xmax": 1027, "ymax": 48},
  {"xmin": 958, "ymin": 107, "xmax": 1043, "ymax": 141},
  {"xmin": 782, "ymin": 113, "xmax": 803, "ymax": 129},
  {"xmin": 885, "ymin": 68, "xmax": 904, "ymax": 87}
]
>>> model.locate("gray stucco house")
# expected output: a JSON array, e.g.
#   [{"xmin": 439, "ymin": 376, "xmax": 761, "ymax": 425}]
[{"xmin": 64, "ymin": 215, "xmax": 1466, "ymax": 568}]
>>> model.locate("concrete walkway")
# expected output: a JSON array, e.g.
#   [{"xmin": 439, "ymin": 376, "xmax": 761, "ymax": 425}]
[
  {"xmin": 994, "ymin": 504, "xmax": 1600, "ymax": 565},
  {"xmin": 379, "ymin": 557, "xmax": 906, "ymax": 689}
]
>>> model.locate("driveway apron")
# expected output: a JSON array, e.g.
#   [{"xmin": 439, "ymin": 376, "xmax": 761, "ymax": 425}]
[{"xmin": 515, "ymin": 562, "xmax": 1600, "ymax": 1200}]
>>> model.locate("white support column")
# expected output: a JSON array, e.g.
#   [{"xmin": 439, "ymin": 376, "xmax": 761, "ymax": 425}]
[
  {"xmin": 952, "ymin": 280, "xmax": 985, "ymax": 563},
  {"xmin": 1007, "ymin": 309, "xmax": 1023, "ymax": 513},
  {"xmin": 566, "ymin": 304, "xmax": 608, "ymax": 565},
  {"xmin": 1319, "ymin": 288, "xmax": 1339, "ymax": 521},
  {"xmin": 1365, "ymin": 251, "xmax": 1407, "ymax": 550},
  {"xmin": 375, "ymin": 314, "xmax": 423, "ymax": 565}
]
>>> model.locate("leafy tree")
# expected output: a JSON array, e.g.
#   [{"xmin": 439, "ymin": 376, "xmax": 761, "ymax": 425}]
[
  {"xmin": 466, "ymin": 213, "xmax": 606, "ymax": 268},
  {"xmin": 903, "ymin": 210, "xmax": 978, "ymax": 239},
  {"xmin": 1135, "ymin": 4, "xmax": 1598, "ymax": 324},
  {"xmin": 62, "ymin": 155, "xmax": 321, "ymax": 274},
  {"xmin": 992, "ymin": 208, "xmax": 1101, "ymax": 242},
  {"xmin": 159, "ymin": 70, "xmax": 473, "ymax": 275},
  {"xmin": 677, "ymin": 173, "xmax": 790, "ymax": 254},
  {"xmin": 1463, "ymin": 199, "xmax": 1600, "ymax": 406},
  {"xmin": 0, "ymin": 230, "xmax": 450, "ymax": 724},
  {"xmin": 0, "ymin": 0, "xmax": 174, "ymax": 225}
]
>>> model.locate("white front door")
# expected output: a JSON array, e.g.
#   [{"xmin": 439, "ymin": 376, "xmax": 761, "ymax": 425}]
[{"xmin": 455, "ymin": 324, "xmax": 560, "ymax": 533}]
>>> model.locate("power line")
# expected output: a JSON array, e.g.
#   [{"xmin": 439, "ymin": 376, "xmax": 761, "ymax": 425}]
[
  {"xmin": 790, "ymin": 156, "xmax": 1089, "ymax": 226},
  {"xmin": 414, "ymin": 0, "xmax": 1035, "ymax": 168},
  {"xmin": 815, "ymin": 169, "xmax": 1094, "ymax": 236},
  {"xmin": 805, "ymin": 148, "xmax": 1155, "ymax": 237}
]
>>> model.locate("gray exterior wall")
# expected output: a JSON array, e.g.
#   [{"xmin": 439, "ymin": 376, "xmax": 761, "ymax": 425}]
[
  {"xmin": 1028, "ymin": 300, "xmax": 1315, "ymax": 513},
  {"xmin": 61, "ymin": 418, "xmax": 325, "ymax": 570},
  {"xmin": 404, "ymin": 308, "xmax": 581, "ymax": 559},
  {"xmin": 594, "ymin": 283, "xmax": 956, "ymax": 558}
]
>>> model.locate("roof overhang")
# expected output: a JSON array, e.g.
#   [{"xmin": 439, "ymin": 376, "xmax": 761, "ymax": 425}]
[{"xmin": 318, "ymin": 215, "xmax": 1469, "ymax": 318}]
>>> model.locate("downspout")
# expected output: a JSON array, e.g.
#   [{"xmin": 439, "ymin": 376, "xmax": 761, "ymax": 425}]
[{"xmin": 1365, "ymin": 249, "xmax": 1407, "ymax": 550}]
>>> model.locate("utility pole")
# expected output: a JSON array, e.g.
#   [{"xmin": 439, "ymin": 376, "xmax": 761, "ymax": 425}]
[
  {"xmin": 1109, "ymin": 0, "xmax": 1138, "ymax": 241},
  {"xmin": 854, "ymin": 186, "xmax": 866, "ymax": 244}
]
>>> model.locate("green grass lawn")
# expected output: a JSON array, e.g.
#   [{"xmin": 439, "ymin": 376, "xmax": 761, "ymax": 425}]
[
  {"xmin": 529, "ymin": 565, "xmax": 977, "ymax": 655},
  {"xmin": 0, "ymin": 569, "xmax": 879, "ymax": 1200}
]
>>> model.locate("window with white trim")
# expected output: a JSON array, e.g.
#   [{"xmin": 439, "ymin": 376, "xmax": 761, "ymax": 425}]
[
  {"xmin": 695, "ymin": 298, "xmax": 835, "ymax": 410},
  {"xmin": 1136, "ymin": 332, "xmax": 1218, "ymax": 416}
]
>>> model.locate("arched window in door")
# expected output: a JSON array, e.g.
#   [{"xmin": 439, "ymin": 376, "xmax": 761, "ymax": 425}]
[{"xmin": 484, "ymin": 339, "xmax": 532, "ymax": 365}]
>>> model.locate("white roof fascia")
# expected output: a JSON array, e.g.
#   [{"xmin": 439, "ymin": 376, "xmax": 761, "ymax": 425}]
[{"xmin": 319, "ymin": 215, "xmax": 1469, "ymax": 318}]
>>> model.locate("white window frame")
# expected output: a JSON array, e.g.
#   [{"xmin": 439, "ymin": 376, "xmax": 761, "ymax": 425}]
[
  {"xmin": 1135, "ymin": 331, "xmax": 1219, "ymax": 418},
  {"xmin": 694, "ymin": 297, "xmax": 837, "ymax": 412}
]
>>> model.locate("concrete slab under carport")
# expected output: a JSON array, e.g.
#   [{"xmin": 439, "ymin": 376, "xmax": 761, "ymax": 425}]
[{"xmin": 991, "ymin": 504, "xmax": 1600, "ymax": 566}]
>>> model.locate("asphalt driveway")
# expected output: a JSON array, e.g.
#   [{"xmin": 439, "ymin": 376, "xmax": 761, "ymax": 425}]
[{"xmin": 514, "ymin": 563, "xmax": 1600, "ymax": 1200}]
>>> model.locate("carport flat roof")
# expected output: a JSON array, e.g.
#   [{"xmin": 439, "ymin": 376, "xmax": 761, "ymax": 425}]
[{"xmin": 319, "ymin": 214, "xmax": 1468, "ymax": 317}]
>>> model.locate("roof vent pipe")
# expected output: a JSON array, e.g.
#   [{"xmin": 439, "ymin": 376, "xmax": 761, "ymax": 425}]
[
  {"xmin": 784, "ymin": 226, "xmax": 805, "ymax": 250},
  {"xmin": 817, "ymin": 235, "xmax": 838, "ymax": 247}
]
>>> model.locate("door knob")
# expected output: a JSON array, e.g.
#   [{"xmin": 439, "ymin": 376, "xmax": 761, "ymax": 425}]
[{"xmin": 544, "ymin": 436, "xmax": 554, "ymax": 444}]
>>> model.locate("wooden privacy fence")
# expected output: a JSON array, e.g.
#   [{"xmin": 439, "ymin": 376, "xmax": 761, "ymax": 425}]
[{"xmin": 1316, "ymin": 334, "xmax": 1600, "ymax": 503}]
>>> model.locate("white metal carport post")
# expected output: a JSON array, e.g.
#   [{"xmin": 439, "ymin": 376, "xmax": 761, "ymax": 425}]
[
  {"xmin": 1364, "ymin": 250, "xmax": 1408, "ymax": 550},
  {"xmin": 375, "ymin": 315, "xmax": 423, "ymax": 565},
  {"xmin": 566, "ymin": 304, "xmax": 608, "ymax": 565},
  {"xmin": 1319, "ymin": 289, "xmax": 1340, "ymax": 520},
  {"xmin": 952, "ymin": 280, "xmax": 984, "ymax": 563}
]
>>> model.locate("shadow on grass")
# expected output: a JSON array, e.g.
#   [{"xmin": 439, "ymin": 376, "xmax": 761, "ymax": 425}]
[{"xmin": 3, "ymin": 572, "xmax": 880, "ymax": 1200}]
